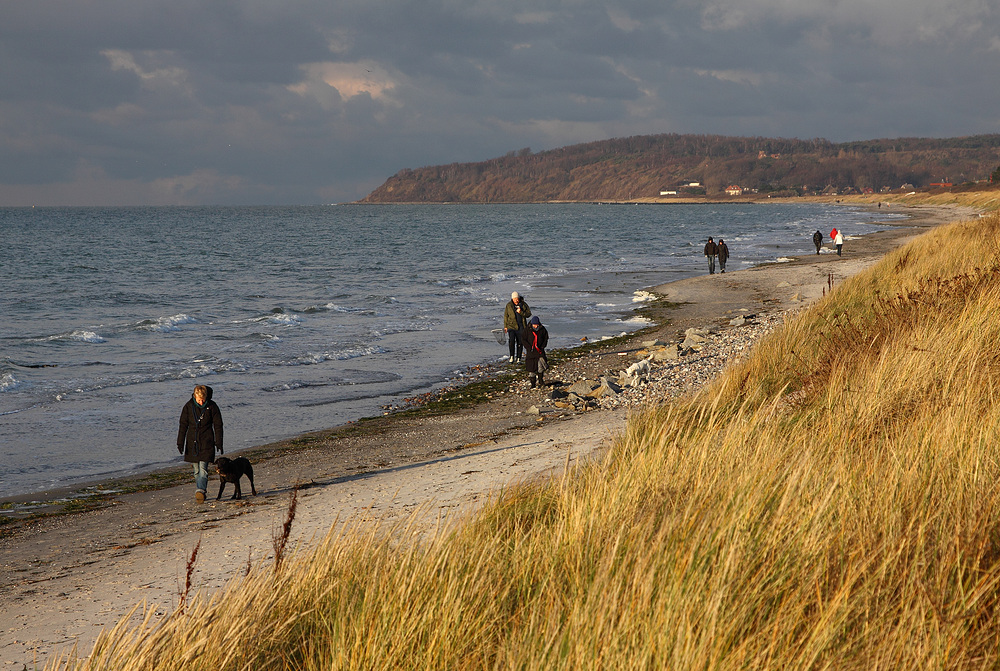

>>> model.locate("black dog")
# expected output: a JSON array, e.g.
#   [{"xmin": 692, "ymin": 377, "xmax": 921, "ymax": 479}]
[{"xmin": 215, "ymin": 456, "xmax": 257, "ymax": 500}]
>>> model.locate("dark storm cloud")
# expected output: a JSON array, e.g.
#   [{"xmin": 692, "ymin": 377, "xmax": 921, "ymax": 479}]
[{"xmin": 0, "ymin": 0, "xmax": 998, "ymax": 204}]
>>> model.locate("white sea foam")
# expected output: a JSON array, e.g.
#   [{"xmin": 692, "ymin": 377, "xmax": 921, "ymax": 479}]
[
  {"xmin": 0, "ymin": 372, "xmax": 20, "ymax": 392},
  {"xmin": 632, "ymin": 290, "xmax": 656, "ymax": 303},
  {"xmin": 32, "ymin": 329, "xmax": 106, "ymax": 343},
  {"xmin": 247, "ymin": 332, "xmax": 281, "ymax": 342},
  {"xmin": 296, "ymin": 352, "xmax": 334, "ymax": 365},
  {"xmin": 143, "ymin": 314, "xmax": 198, "ymax": 332},
  {"xmin": 335, "ymin": 345, "xmax": 385, "ymax": 360},
  {"xmin": 325, "ymin": 303, "xmax": 375, "ymax": 314},
  {"xmin": 268, "ymin": 313, "xmax": 302, "ymax": 326},
  {"xmin": 619, "ymin": 316, "xmax": 653, "ymax": 325},
  {"xmin": 68, "ymin": 330, "xmax": 105, "ymax": 343},
  {"xmin": 177, "ymin": 360, "xmax": 248, "ymax": 378},
  {"xmin": 179, "ymin": 364, "xmax": 216, "ymax": 378}
]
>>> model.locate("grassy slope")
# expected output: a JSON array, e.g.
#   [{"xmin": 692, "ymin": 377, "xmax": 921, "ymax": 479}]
[{"xmin": 59, "ymin": 208, "xmax": 1000, "ymax": 670}]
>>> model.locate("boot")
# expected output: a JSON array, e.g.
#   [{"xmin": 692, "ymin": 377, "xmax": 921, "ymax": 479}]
[
  {"xmin": 529, "ymin": 373, "xmax": 537, "ymax": 388},
  {"xmin": 537, "ymin": 371, "xmax": 544, "ymax": 387}
]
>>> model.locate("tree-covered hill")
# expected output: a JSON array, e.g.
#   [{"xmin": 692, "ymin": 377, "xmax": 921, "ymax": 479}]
[{"xmin": 360, "ymin": 134, "xmax": 1000, "ymax": 202}]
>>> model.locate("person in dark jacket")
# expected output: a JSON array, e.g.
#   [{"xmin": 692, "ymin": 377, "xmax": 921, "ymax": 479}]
[
  {"xmin": 704, "ymin": 237, "xmax": 718, "ymax": 274},
  {"xmin": 177, "ymin": 384, "xmax": 224, "ymax": 503},
  {"xmin": 813, "ymin": 230, "xmax": 823, "ymax": 254},
  {"xmin": 717, "ymin": 239, "xmax": 730, "ymax": 273},
  {"xmin": 521, "ymin": 315, "xmax": 549, "ymax": 388},
  {"xmin": 503, "ymin": 291, "xmax": 531, "ymax": 363}
]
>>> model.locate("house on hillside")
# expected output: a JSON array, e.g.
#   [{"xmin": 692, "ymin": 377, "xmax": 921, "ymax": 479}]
[
  {"xmin": 725, "ymin": 185, "xmax": 743, "ymax": 196},
  {"xmin": 659, "ymin": 190, "xmax": 678, "ymax": 196}
]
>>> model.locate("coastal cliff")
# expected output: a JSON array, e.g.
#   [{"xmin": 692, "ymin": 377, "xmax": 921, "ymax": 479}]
[{"xmin": 360, "ymin": 133, "xmax": 1000, "ymax": 203}]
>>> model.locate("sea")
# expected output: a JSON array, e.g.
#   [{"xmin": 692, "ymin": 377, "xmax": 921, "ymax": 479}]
[{"xmin": 0, "ymin": 202, "xmax": 906, "ymax": 499}]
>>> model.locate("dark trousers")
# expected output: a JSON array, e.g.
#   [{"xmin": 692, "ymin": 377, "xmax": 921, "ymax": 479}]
[{"xmin": 507, "ymin": 329, "xmax": 524, "ymax": 359}]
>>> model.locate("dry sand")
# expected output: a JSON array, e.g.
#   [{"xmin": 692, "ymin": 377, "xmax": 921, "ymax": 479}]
[{"xmin": 0, "ymin": 203, "xmax": 977, "ymax": 670}]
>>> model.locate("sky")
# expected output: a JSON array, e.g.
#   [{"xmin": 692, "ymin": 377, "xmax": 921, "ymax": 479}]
[{"xmin": 2, "ymin": 0, "xmax": 999, "ymax": 206}]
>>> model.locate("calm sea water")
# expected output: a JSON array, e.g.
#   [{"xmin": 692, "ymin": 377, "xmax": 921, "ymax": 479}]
[{"xmin": 0, "ymin": 203, "xmax": 904, "ymax": 498}]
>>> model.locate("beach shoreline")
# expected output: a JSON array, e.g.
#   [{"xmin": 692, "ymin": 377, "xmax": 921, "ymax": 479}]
[{"xmin": 0, "ymin": 203, "xmax": 977, "ymax": 670}]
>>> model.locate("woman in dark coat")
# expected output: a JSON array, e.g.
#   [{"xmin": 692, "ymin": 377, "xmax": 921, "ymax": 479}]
[
  {"xmin": 717, "ymin": 239, "xmax": 730, "ymax": 273},
  {"xmin": 177, "ymin": 384, "xmax": 223, "ymax": 503},
  {"xmin": 521, "ymin": 315, "xmax": 549, "ymax": 388}
]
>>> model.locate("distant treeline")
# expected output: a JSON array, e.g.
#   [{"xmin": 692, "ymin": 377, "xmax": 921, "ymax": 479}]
[{"xmin": 360, "ymin": 134, "xmax": 1000, "ymax": 203}]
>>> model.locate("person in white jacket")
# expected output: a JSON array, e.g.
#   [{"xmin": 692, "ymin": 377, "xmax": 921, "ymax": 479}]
[{"xmin": 834, "ymin": 230, "xmax": 844, "ymax": 256}]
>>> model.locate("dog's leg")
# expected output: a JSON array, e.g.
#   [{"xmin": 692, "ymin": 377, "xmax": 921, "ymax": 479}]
[
  {"xmin": 217, "ymin": 479, "xmax": 227, "ymax": 500},
  {"xmin": 232, "ymin": 479, "xmax": 242, "ymax": 500},
  {"xmin": 248, "ymin": 466, "xmax": 257, "ymax": 496}
]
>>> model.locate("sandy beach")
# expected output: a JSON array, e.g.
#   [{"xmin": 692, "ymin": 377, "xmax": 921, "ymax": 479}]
[{"xmin": 0, "ymin": 203, "xmax": 976, "ymax": 670}]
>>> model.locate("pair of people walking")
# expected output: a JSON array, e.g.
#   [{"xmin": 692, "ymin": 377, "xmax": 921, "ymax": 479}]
[
  {"xmin": 703, "ymin": 237, "xmax": 730, "ymax": 274},
  {"xmin": 814, "ymin": 229, "xmax": 845, "ymax": 256},
  {"xmin": 503, "ymin": 291, "xmax": 549, "ymax": 388}
]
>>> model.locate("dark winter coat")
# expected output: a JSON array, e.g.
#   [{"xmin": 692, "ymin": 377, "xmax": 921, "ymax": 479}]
[
  {"xmin": 177, "ymin": 388, "xmax": 223, "ymax": 463},
  {"xmin": 503, "ymin": 299, "xmax": 531, "ymax": 332},
  {"xmin": 521, "ymin": 324, "xmax": 549, "ymax": 373},
  {"xmin": 717, "ymin": 242, "xmax": 729, "ymax": 263},
  {"xmin": 704, "ymin": 241, "xmax": 718, "ymax": 256}
]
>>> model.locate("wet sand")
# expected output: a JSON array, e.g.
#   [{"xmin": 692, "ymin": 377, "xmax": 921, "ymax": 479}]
[{"xmin": 0, "ymin": 203, "xmax": 978, "ymax": 670}]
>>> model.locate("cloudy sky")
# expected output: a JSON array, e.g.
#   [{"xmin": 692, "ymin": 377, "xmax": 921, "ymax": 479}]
[{"xmin": 2, "ymin": 0, "xmax": 998, "ymax": 205}]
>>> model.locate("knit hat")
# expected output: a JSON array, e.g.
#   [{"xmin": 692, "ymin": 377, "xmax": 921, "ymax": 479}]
[
  {"xmin": 511, "ymin": 291, "xmax": 520, "ymax": 299},
  {"xmin": 529, "ymin": 316, "xmax": 540, "ymax": 325}
]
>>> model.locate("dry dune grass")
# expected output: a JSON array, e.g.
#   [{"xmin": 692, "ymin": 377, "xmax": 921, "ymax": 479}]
[{"xmin": 52, "ymin": 212, "xmax": 1000, "ymax": 670}]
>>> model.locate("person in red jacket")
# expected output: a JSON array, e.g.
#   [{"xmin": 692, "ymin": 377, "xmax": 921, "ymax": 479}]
[{"xmin": 177, "ymin": 384, "xmax": 224, "ymax": 503}]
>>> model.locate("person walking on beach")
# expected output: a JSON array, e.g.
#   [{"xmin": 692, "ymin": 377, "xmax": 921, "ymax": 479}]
[
  {"xmin": 503, "ymin": 291, "xmax": 531, "ymax": 363},
  {"xmin": 521, "ymin": 315, "xmax": 549, "ymax": 388},
  {"xmin": 834, "ymin": 229, "xmax": 844, "ymax": 257},
  {"xmin": 704, "ymin": 237, "xmax": 718, "ymax": 275},
  {"xmin": 177, "ymin": 384, "xmax": 223, "ymax": 503},
  {"xmin": 717, "ymin": 239, "xmax": 730, "ymax": 273},
  {"xmin": 813, "ymin": 230, "xmax": 823, "ymax": 254}
]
